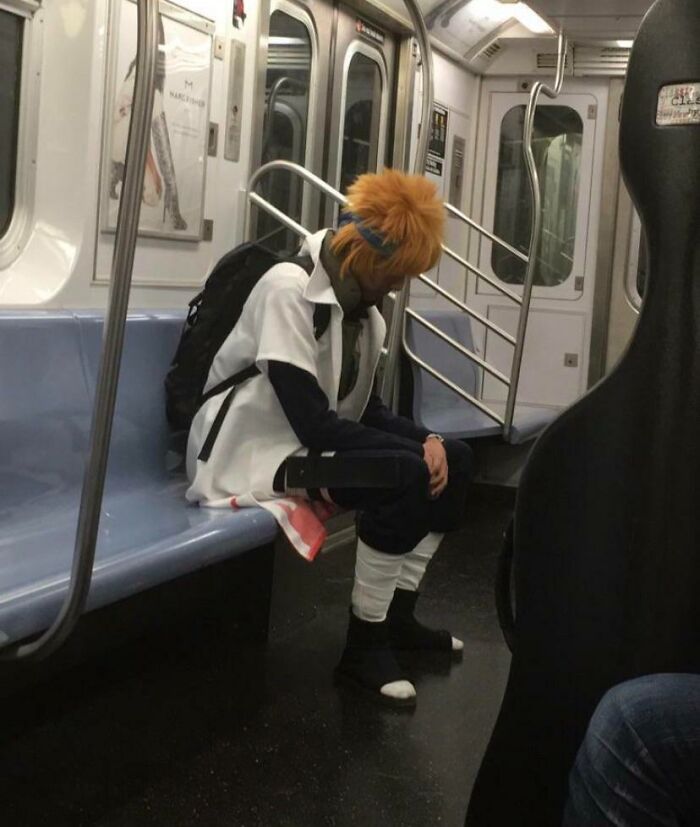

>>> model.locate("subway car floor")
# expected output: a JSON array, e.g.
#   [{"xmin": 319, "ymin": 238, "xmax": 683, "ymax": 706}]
[{"xmin": 0, "ymin": 485, "xmax": 513, "ymax": 827}]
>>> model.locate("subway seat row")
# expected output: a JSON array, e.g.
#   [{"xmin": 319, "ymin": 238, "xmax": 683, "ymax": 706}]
[
  {"xmin": 0, "ymin": 308, "xmax": 549, "ymax": 650},
  {"xmin": 0, "ymin": 311, "xmax": 278, "ymax": 648}
]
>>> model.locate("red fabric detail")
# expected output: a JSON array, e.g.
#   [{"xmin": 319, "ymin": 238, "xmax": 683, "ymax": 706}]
[{"xmin": 276, "ymin": 498, "xmax": 326, "ymax": 560}]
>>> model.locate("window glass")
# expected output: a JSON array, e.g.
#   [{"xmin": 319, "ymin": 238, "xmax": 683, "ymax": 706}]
[
  {"xmin": 492, "ymin": 105, "xmax": 583, "ymax": 287},
  {"xmin": 339, "ymin": 52, "xmax": 382, "ymax": 194},
  {"xmin": 256, "ymin": 10, "xmax": 312, "ymax": 252},
  {"xmin": 0, "ymin": 10, "xmax": 23, "ymax": 238}
]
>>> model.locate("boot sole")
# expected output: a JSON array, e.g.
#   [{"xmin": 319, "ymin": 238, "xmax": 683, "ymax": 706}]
[{"xmin": 333, "ymin": 668, "xmax": 417, "ymax": 709}]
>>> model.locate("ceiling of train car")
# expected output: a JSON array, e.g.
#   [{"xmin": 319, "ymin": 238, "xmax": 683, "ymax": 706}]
[
  {"xmin": 527, "ymin": 0, "xmax": 653, "ymax": 40},
  {"xmin": 378, "ymin": 0, "xmax": 656, "ymax": 57}
]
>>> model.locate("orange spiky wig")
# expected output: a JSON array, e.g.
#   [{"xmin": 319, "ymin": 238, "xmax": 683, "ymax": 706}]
[{"xmin": 330, "ymin": 169, "xmax": 445, "ymax": 282}]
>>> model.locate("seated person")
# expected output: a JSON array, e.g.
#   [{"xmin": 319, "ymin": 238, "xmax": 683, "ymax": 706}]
[
  {"xmin": 564, "ymin": 674, "xmax": 700, "ymax": 826},
  {"xmin": 186, "ymin": 169, "xmax": 473, "ymax": 707}
]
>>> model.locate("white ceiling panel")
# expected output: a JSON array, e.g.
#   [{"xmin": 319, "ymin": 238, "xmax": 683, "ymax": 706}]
[
  {"xmin": 375, "ymin": 0, "xmax": 656, "ymax": 60},
  {"xmin": 527, "ymin": 0, "xmax": 654, "ymax": 40},
  {"xmin": 527, "ymin": 0, "xmax": 651, "ymax": 14}
]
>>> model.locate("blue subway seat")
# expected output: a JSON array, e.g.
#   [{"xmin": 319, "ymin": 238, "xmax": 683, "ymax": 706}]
[
  {"xmin": 406, "ymin": 309, "xmax": 555, "ymax": 444},
  {"xmin": 0, "ymin": 312, "xmax": 277, "ymax": 648}
]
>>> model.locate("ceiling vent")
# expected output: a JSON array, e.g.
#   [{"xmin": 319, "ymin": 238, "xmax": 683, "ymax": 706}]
[
  {"xmin": 478, "ymin": 41, "xmax": 503, "ymax": 63},
  {"xmin": 573, "ymin": 46, "xmax": 630, "ymax": 76},
  {"xmin": 537, "ymin": 52, "xmax": 570, "ymax": 70}
]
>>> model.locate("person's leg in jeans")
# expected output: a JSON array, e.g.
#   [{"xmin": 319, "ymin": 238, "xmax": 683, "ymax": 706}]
[{"xmin": 564, "ymin": 674, "xmax": 700, "ymax": 827}]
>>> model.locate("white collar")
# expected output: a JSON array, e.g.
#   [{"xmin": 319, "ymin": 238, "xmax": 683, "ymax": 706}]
[{"xmin": 299, "ymin": 229, "xmax": 340, "ymax": 307}]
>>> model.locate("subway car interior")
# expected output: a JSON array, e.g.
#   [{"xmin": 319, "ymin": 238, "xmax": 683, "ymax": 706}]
[{"xmin": 0, "ymin": 0, "xmax": 698, "ymax": 824}]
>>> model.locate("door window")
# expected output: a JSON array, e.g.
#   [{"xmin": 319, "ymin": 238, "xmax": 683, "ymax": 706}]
[
  {"xmin": 257, "ymin": 9, "xmax": 313, "ymax": 251},
  {"xmin": 0, "ymin": 10, "xmax": 23, "ymax": 238},
  {"xmin": 492, "ymin": 105, "xmax": 583, "ymax": 287},
  {"xmin": 339, "ymin": 51, "xmax": 383, "ymax": 193}
]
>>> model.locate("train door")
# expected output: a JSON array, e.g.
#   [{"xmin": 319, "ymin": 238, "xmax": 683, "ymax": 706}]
[
  {"xmin": 468, "ymin": 79, "xmax": 608, "ymax": 413},
  {"xmin": 253, "ymin": 0, "xmax": 333, "ymax": 251},
  {"xmin": 322, "ymin": 5, "xmax": 396, "ymax": 224},
  {"xmin": 252, "ymin": 1, "xmax": 397, "ymax": 249}
]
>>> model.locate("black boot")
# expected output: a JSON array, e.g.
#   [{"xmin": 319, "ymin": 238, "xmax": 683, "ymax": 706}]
[
  {"xmin": 388, "ymin": 588, "xmax": 462, "ymax": 659},
  {"xmin": 335, "ymin": 611, "xmax": 416, "ymax": 708}
]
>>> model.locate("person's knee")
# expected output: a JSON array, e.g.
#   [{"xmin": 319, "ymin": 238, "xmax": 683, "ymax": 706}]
[
  {"xmin": 586, "ymin": 675, "xmax": 672, "ymax": 758},
  {"xmin": 444, "ymin": 439, "xmax": 474, "ymax": 478}
]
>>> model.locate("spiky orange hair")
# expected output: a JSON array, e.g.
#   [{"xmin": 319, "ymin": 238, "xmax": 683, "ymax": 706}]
[{"xmin": 330, "ymin": 169, "xmax": 445, "ymax": 282}]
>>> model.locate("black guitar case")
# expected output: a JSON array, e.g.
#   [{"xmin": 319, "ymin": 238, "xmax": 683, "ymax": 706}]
[{"xmin": 466, "ymin": 1, "xmax": 700, "ymax": 823}]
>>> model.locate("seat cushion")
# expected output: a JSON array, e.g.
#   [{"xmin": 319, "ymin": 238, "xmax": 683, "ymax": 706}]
[{"xmin": 0, "ymin": 311, "xmax": 278, "ymax": 647}]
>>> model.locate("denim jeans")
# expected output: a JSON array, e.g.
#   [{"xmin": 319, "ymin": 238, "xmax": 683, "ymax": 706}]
[{"xmin": 564, "ymin": 674, "xmax": 700, "ymax": 827}]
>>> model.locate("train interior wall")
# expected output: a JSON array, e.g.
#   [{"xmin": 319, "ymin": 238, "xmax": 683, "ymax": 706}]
[
  {"xmin": 0, "ymin": 0, "xmax": 639, "ymax": 439},
  {"xmin": 0, "ymin": 0, "xmax": 260, "ymax": 310}
]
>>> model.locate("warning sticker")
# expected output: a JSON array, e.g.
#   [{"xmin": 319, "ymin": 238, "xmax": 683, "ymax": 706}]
[
  {"xmin": 356, "ymin": 19, "xmax": 385, "ymax": 46},
  {"xmin": 425, "ymin": 156, "xmax": 443, "ymax": 177},
  {"xmin": 656, "ymin": 83, "xmax": 700, "ymax": 126}
]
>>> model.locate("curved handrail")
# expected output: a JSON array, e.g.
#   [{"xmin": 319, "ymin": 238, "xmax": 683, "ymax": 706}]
[
  {"xmin": 380, "ymin": 0, "xmax": 434, "ymax": 407},
  {"xmin": 503, "ymin": 30, "xmax": 567, "ymax": 439},
  {"xmin": 263, "ymin": 76, "xmax": 309, "ymax": 157},
  {"xmin": 249, "ymin": 159, "xmax": 348, "ymax": 209},
  {"xmin": 1, "ymin": 0, "xmax": 159, "ymax": 661}
]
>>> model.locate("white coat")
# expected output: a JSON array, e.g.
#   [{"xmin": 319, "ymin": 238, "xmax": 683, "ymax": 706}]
[{"xmin": 186, "ymin": 229, "xmax": 387, "ymax": 505}]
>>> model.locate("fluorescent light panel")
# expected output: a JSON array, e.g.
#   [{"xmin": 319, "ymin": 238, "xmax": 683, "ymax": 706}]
[
  {"xmin": 467, "ymin": 0, "xmax": 554, "ymax": 35},
  {"xmin": 511, "ymin": 3, "xmax": 554, "ymax": 34}
]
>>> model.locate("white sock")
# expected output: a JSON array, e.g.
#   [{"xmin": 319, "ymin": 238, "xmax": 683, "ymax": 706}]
[
  {"xmin": 351, "ymin": 539, "xmax": 404, "ymax": 623},
  {"xmin": 396, "ymin": 532, "xmax": 445, "ymax": 592}
]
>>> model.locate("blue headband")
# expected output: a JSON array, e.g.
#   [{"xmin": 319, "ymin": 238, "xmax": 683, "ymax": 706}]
[{"xmin": 339, "ymin": 212, "xmax": 398, "ymax": 258}]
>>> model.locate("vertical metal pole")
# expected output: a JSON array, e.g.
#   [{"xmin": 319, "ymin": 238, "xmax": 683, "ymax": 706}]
[
  {"xmin": 503, "ymin": 31, "xmax": 567, "ymax": 440},
  {"xmin": 3, "ymin": 0, "xmax": 159, "ymax": 661},
  {"xmin": 380, "ymin": 0, "xmax": 434, "ymax": 407}
]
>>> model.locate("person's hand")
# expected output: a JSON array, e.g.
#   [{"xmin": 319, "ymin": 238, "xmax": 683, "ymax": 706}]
[{"xmin": 423, "ymin": 436, "xmax": 448, "ymax": 498}]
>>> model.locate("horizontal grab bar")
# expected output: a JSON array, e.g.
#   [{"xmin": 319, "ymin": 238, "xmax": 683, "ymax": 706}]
[
  {"xmin": 406, "ymin": 308, "xmax": 510, "ymax": 386},
  {"xmin": 248, "ymin": 192, "xmax": 310, "ymax": 239},
  {"xmin": 441, "ymin": 244, "xmax": 522, "ymax": 305},
  {"xmin": 402, "ymin": 344, "xmax": 505, "ymax": 426},
  {"xmin": 444, "ymin": 202, "xmax": 529, "ymax": 264},
  {"xmin": 417, "ymin": 275, "xmax": 516, "ymax": 346}
]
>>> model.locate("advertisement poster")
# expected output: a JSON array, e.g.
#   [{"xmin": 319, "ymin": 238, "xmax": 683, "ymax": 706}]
[
  {"xmin": 426, "ymin": 104, "xmax": 449, "ymax": 178},
  {"xmin": 103, "ymin": 0, "xmax": 213, "ymax": 241}
]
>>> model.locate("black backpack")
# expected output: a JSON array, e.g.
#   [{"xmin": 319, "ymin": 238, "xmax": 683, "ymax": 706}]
[{"xmin": 164, "ymin": 242, "xmax": 330, "ymax": 439}]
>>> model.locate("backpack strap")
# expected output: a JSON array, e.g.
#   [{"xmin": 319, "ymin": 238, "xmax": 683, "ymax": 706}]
[{"xmin": 200, "ymin": 363, "xmax": 261, "ymax": 407}]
